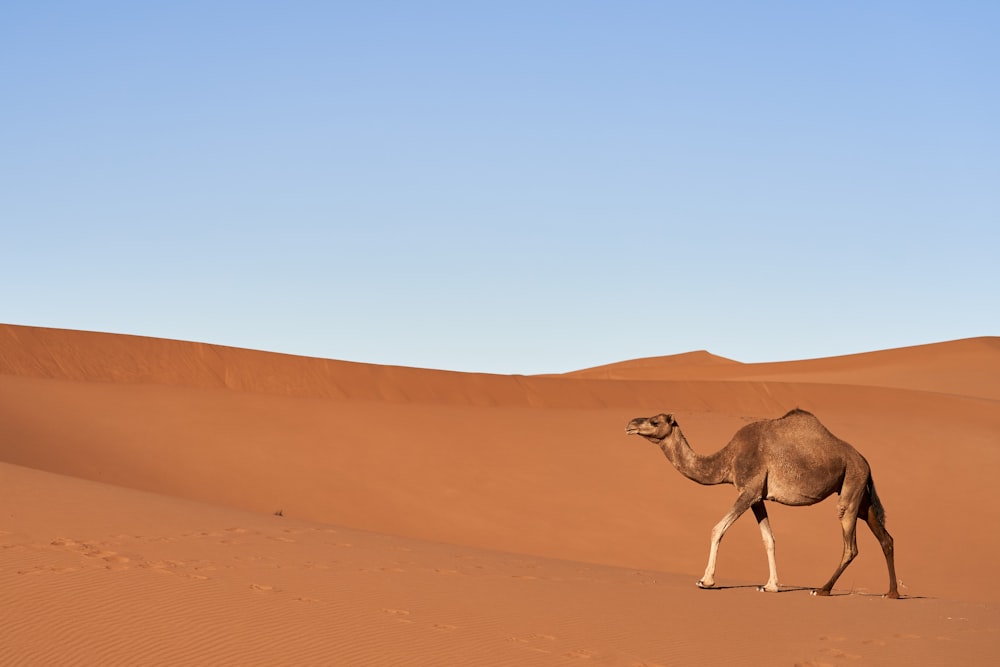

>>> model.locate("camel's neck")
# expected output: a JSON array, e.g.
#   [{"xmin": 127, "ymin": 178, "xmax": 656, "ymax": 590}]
[{"xmin": 654, "ymin": 429, "xmax": 730, "ymax": 486}]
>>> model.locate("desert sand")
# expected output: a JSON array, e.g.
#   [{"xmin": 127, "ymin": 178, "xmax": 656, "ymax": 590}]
[{"xmin": 2, "ymin": 323, "xmax": 998, "ymax": 665}]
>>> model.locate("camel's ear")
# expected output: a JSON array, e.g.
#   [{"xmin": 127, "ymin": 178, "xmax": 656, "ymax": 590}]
[{"xmin": 666, "ymin": 414, "xmax": 676, "ymax": 426}]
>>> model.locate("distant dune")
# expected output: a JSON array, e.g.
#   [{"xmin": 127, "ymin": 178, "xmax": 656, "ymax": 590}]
[
  {"xmin": 2, "ymin": 323, "xmax": 998, "ymax": 665},
  {"xmin": 565, "ymin": 337, "xmax": 1000, "ymax": 400}
]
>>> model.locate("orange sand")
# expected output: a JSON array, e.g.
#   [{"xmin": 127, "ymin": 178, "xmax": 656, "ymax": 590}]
[{"xmin": 2, "ymin": 324, "xmax": 998, "ymax": 665}]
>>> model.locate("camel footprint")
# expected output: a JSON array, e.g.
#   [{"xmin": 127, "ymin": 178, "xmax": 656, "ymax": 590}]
[
  {"xmin": 50, "ymin": 539, "xmax": 130, "ymax": 568},
  {"xmin": 381, "ymin": 608, "xmax": 413, "ymax": 623},
  {"xmin": 250, "ymin": 583, "xmax": 278, "ymax": 593},
  {"xmin": 565, "ymin": 648, "xmax": 595, "ymax": 659},
  {"xmin": 510, "ymin": 633, "xmax": 556, "ymax": 654}
]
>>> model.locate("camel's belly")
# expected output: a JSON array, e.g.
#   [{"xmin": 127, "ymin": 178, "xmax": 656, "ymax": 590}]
[
  {"xmin": 764, "ymin": 478, "xmax": 833, "ymax": 506},
  {"xmin": 765, "ymin": 491, "xmax": 823, "ymax": 506}
]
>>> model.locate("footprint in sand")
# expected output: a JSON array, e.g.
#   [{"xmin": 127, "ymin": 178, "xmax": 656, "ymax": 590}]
[
  {"xmin": 141, "ymin": 559, "xmax": 188, "ymax": 576},
  {"xmin": 249, "ymin": 583, "xmax": 277, "ymax": 592},
  {"xmin": 509, "ymin": 634, "xmax": 556, "ymax": 654},
  {"xmin": 820, "ymin": 647, "xmax": 861, "ymax": 660},
  {"xmin": 101, "ymin": 554, "xmax": 131, "ymax": 570},
  {"xmin": 381, "ymin": 608, "xmax": 410, "ymax": 616},
  {"xmin": 381, "ymin": 608, "xmax": 413, "ymax": 623},
  {"xmin": 50, "ymin": 537, "xmax": 84, "ymax": 550},
  {"xmin": 50, "ymin": 539, "xmax": 132, "ymax": 569},
  {"xmin": 565, "ymin": 648, "xmax": 594, "ymax": 659}
]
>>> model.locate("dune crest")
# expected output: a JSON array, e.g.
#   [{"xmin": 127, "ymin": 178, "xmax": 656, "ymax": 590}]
[
  {"xmin": 564, "ymin": 336, "xmax": 1000, "ymax": 399},
  {"xmin": 559, "ymin": 349, "xmax": 741, "ymax": 378}
]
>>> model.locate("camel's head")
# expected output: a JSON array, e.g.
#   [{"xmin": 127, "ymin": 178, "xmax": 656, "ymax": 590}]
[{"xmin": 625, "ymin": 413, "xmax": 677, "ymax": 440}]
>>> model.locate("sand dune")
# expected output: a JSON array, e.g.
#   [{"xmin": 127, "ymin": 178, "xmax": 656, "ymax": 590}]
[
  {"xmin": 2, "ymin": 324, "xmax": 998, "ymax": 665},
  {"xmin": 567, "ymin": 337, "xmax": 1000, "ymax": 400}
]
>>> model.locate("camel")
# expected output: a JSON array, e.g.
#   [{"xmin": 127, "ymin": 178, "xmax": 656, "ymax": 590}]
[{"xmin": 625, "ymin": 409, "xmax": 898, "ymax": 598}]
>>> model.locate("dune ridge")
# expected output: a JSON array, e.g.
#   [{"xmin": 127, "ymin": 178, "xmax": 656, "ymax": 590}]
[
  {"xmin": 2, "ymin": 323, "xmax": 999, "ymax": 665},
  {"xmin": 567, "ymin": 336, "xmax": 1000, "ymax": 400}
]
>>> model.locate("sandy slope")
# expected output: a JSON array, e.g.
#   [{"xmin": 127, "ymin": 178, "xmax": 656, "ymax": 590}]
[{"xmin": 2, "ymin": 324, "xmax": 999, "ymax": 665}]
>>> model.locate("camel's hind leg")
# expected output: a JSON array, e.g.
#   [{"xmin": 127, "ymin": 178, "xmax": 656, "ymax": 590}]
[
  {"xmin": 864, "ymin": 503, "xmax": 899, "ymax": 598},
  {"xmin": 813, "ymin": 512, "xmax": 859, "ymax": 596},
  {"xmin": 813, "ymin": 465, "xmax": 871, "ymax": 597},
  {"xmin": 698, "ymin": 489, "xmax": 758, "ymax": 589},
  {"xmin": 752, "ymin": 501, "xmax": 779, "ymax": 592}
]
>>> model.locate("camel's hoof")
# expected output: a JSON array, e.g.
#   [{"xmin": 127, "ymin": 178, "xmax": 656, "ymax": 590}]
[
  {"xmin": 757, "ymin": 585, "xmax": 779, "ymax": 593},
  {"xmin": 883, "ymin": 591, "xmax": 901, "ymax": 599},
  {"xmin": 811, "ymin": 589, "xmax": 832, "ymax": 597},
  {"xmin": 696, "ymin": 580, "xmax": 714, "ymax": 589}
]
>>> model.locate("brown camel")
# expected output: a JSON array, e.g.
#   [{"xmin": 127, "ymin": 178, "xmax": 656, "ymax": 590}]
[{"xmin": 625, "ymin": 409, "xmax": 898, "ymax": 598}]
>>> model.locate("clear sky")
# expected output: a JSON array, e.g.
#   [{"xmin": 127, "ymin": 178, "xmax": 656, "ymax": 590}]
[{"xmin": 2, "ymin": 2, "xmax": 997, "ymax": 374}]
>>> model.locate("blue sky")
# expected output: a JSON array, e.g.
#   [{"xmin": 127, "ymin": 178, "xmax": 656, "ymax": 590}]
[{"xmin": 2, "ymin": 2, "xmax": 997, "ymax": 374}]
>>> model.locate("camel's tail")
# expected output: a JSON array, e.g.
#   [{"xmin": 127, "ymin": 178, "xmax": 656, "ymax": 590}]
[{"xmin": 867, "ymin": 476, "xmax": 887, "ymax": 526}]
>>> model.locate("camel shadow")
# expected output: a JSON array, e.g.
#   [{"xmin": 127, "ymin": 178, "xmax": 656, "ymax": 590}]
[
  {"xmin": 697, "ymin": 583, "xmax": 810, "ymax": 593},
  {"xmin": 698, "ymin": 583, "xmax": 928, "ymax": 599}
]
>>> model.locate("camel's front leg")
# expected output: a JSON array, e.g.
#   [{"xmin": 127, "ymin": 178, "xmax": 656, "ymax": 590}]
[{"xmin": 698, "ymin": 491, "xmax": 757, "ymax": 589}]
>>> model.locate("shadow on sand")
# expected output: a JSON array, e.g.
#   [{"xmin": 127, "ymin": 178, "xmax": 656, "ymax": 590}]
[{"xmin": 697, "ymin": 584, "xmax": 927, "ymax": 599}]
